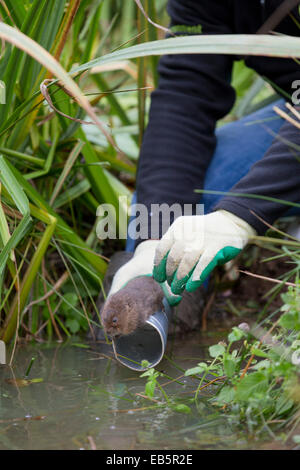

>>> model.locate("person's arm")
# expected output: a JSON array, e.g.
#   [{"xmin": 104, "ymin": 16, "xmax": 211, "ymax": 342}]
[
  {"xmin": 152, "ymin": 113, "xmax": 300, "ymax": 296},
  {"xmin": 214, "ymin": 118, "xmax": 300, "ymax": 233},
  {"xmin": 136, "ymin": 0, "xmax": 235, "ymax": 239}
]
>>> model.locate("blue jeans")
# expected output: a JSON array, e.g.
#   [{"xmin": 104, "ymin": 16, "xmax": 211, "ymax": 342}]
[{"xmin": 126, "ymin": 98, "xmax": 299, "ymax": 252}]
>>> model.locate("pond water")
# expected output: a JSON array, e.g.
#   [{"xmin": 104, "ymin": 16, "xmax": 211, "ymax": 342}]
[{"xmin": 0, "ymin": 330, "xmax": 270, "ymax": 450}]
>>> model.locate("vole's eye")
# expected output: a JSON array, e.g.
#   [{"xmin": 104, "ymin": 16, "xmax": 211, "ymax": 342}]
[{"xmin": 112, "ymin": 317, "xmax": 118, "ymax": 325}]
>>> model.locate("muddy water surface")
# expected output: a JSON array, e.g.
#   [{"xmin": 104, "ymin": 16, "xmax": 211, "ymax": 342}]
[{"xmin": 0, "ymin": 330, "xmax": 266, "ymax": 450}]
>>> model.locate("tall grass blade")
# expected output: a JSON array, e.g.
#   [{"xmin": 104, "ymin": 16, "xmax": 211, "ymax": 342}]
[
  {"xmin": 0, "ymin": 22, "xmax": 117, "ymax": 149},
  {"xmin": 74, "ymin": 34, "xmax": 300, "ymax": 75}
]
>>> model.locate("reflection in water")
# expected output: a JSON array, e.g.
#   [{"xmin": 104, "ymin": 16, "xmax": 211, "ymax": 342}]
[{"xmin": 0, "ymin": 332, "xmax": 262, "ymax": 450}]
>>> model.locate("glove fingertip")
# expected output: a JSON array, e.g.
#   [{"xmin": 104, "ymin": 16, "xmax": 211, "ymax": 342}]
[
  {"xmin": 167, "ymin": 294, "xmax": 182, "ymax": 306},
  {"xmin": 171, "ymin": 285, "xmax": 185, "ymax": 295},
  {"xmin": 170, "ymin": 276, "xmax": 188, "ymax": 296},
  {"xmin": 153, "ymin": 264, "xmax": 167, "ymax": 283},
  {"xmin": 185, "ymin": 278, "xmax": 202, "ymax": 293}
]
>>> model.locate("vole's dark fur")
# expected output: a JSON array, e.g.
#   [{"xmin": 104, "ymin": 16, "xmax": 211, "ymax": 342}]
[{"xmin": 101, "ymin": 276, "xmax": 164, "ymax": 337}]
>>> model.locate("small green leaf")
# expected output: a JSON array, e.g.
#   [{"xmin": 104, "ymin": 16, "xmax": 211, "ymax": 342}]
[
  {"xmin": 145, "ymin": 379, "xmax": 156, "ymax": 398},
  {"xmin": 209, "ymin": 344, "xmax": 225, "ymax": 358},
  {"xmin": 66, "ymin": 318, "xmax": 80, "ymax": 334},
  {"xmin": 174, "ymin": 404, "xmax": 191, "ymax": 414},
  {"xmin": 141, "ymin": 360, "xmax": 150, "ymax": 370},
  {"xmin": 279, "ymin": 312, "xmax": 300, "ymax": 331},
  {"xmin": 228, "ymin": 327, "xmax": 245, "ymax": 343},
  {"xmin": 29, "ymin": 378, "xmax": 43, "ymax": 384},
  {"xmin": 140, "ymin": 367, "xmax": 155, "ymax": 378},
  {"xmin": 252, "ymin": 360, "xmax": 271, "ymax": 370},
  {"xmin": 216, "ymin": 385, "xmax": 235, "ymax": 405},
  {"xmin": 235, "ymin": 372, "xmax": 268, "ymax": 401},
  {"xmin": 61, "ymin": 293, "xmax": 78, "ymax": 313},
  {"xmin": 251, "ymin": 348, "xmax": 269, "ymax": 358},
  {"xmin": 275, "ymin": 396, "xmax": 294, "ymax": 416},
  {"xmin": 185, "ymin": 364, "xmax": 207, "ymax": 376},
  {"xmin": 223, "ymin": 358, "xmax": 236, "ymax": 378}
]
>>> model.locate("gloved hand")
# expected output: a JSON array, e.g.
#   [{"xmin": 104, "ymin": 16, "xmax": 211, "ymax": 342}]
[
  {"xmin": 108, "ymin": 239, "xmax": 182, "ymax": 306},
  {"xmin": 153, "ymin": 210, "xmax": 256, "ymax": 295}
]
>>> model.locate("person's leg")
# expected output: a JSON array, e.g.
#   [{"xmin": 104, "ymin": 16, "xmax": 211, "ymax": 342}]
[{"xmin": 201, "ymin": 98, "xmax": 292, "ymax": 213}]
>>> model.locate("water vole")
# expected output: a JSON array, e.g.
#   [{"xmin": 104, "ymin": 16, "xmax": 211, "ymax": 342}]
[
  {"xmin": 101, "ymin": 276, "xmax": 164, "ymax": 337},
  {"xmin": 88, "ymin": 251, "xmax": 204, "ymax": 342}
]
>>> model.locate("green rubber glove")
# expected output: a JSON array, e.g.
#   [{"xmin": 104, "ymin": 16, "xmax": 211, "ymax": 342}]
[
  {"xmin": 108, "ymin": 240, "xmax": 182, "ymax": 306},
  {"xmin": 153, "ymin": 210, "xmax": 256, "ymax": 295}
]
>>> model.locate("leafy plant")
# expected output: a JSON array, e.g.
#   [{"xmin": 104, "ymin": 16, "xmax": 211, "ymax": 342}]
[
  {"xmin": 184, "ymin": 285, "xmax": 300, "ymax": 441},
  {"xmin": 140, "ymin": 360, "xmax": 191, "ymax": 414}
]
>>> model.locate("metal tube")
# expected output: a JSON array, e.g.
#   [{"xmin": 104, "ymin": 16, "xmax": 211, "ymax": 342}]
[{"xmin": 112, "ymin": 298, "xmax": 172, "ymax": 371}]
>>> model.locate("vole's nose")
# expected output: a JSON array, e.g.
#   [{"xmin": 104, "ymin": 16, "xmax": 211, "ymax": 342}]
[{"xmin": 107, "ymin": 326, "xmax": 117, "ymax": 337}]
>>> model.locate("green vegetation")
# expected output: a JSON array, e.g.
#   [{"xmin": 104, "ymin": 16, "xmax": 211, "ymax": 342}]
[
  {"xmin": 139, "ymin": 284, "xmax": 300, "ymax": 445},
  {"xmin": 0, "ymin": 0, "xmax": 162, "ymax": 345},
  {"xmin": 0, "ymin": 0, "xmax": 299, "ymax": 448}
]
